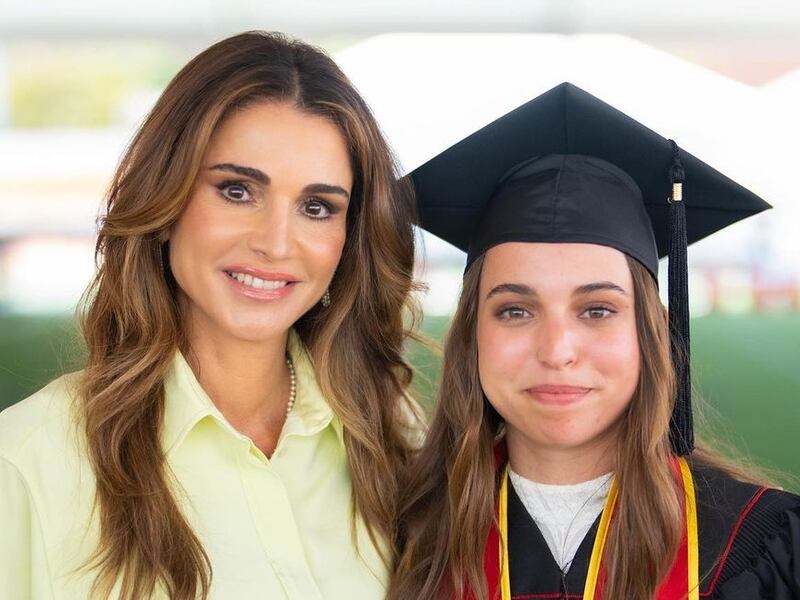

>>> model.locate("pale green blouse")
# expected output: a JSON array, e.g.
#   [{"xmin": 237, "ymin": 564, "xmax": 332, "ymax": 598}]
[{"xmin": 0, "ymin": 333, "xmax": 387, "ymax": 599}]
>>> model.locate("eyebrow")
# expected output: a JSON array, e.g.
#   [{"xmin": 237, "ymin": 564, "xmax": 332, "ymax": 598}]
[
  {"xmin": 574, "ymin": 281, "xmax": 629, "ymax": 296},
  {"xmin": 485, "ymin": 280, "xmax": 628, "ymax": 300},
  {"xmin": 486, "ymin": 283, "xmax": 535, "ymax": 299},
  {"xmin": 209, "ymin": 163, "xmax": 269, "ymax": 184},
  {"xmin": 208, "ymin": 164, "xmax": 349, "ymax": 199},
  {"xmin": 302, "ymin": 183, "xmax": 350, "ymax": 200}
]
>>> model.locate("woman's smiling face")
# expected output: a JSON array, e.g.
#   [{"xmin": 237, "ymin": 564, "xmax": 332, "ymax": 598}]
[
  {"xmin": 476, "ymin": 242, "xmax": 641, "ymax": 460},
  {"xmin": 168, "ymin": 100, "xmax": 353, "ymax": 345}
]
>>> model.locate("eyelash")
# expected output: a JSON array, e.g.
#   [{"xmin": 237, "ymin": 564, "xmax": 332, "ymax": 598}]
[
  {"xmin": 495, "ymin": 305, "xmax": 531, "ymax": 320},
  {"xmin": 494, "ymin": 304, "xmax": 617, "ymax": 321},
  {"xmin": 216, "ymin": 180, "xmax": 252, "ymax": 203},
  {"xmin": 215, "ymin": 181, "xmax": 339, "ymax": 220},
  {"xmin": 303, "ymin": 197, "xmax": 338, "ymax": 220},
  {"xmin": 580, "ymin": 305, "xmax": 617, "ymax": 320}
]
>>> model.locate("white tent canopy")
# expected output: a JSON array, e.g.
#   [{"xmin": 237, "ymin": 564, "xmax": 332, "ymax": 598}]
[
  {"xmin": 336, "ymin": 33, "xmax": 799, "ymax": 272},
  {"xmin": 1, "ymin": 33, "xmax": 797, "ymax": 268}
]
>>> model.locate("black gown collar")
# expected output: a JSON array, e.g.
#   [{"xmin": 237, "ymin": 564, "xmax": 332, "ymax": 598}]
[
  {"xmin": 506, "ymin": 463, "xmax": 776, "ymax": 598},
  {"xmin": 507, "ymin": 480, "xmax": 600, "ymax": 597}
]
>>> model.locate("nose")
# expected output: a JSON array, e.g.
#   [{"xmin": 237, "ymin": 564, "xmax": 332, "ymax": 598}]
[
  {"xmin": 248, "ymin": 199, "xmax": 294, "ymax": 260},
  {"xmin": 535, "ymin": 316, "xmax": 578, "ymax": 369}
]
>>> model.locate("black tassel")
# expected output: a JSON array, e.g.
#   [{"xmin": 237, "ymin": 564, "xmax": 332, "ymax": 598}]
[{"xmin": 667, "ymin": 140, "xmax": 694, "ymax": 455}]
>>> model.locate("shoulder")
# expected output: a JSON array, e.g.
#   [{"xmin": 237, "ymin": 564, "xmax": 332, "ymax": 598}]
[
  {"xmin": 691, "ymin": 462, "xmax": 800, "ymax": 598},
  {"xmin": 691, "ymin": 461, "xmax": 799, "ymax": 537},
  {"xmin": 0, "ymin": 372, "xmax": 83, "ymax": 465}
]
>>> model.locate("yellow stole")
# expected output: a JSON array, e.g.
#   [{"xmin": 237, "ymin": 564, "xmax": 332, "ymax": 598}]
[{"xmin": 498, "ymin": 458, "xmax": 699, "ymax": 600}]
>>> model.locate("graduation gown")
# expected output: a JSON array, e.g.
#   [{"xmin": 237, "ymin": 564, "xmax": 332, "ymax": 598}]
[{"xmin": 484, "ymin": 463, "xmax": 800, "ymax": 600}]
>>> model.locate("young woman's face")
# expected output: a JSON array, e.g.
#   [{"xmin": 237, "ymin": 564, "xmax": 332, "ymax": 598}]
[
  {"xmin": 477, "ymin": 242, "xmax": 640, "ymax": 457},
  {"xmin": 169, "ymin": 101, "xmax": 352, "ymax": 344}
]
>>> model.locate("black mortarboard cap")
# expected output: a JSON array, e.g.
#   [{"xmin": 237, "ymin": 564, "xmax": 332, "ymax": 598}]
[{"xmin": 410, "ymin": 82, "xmax": 770, "ymax": 456}]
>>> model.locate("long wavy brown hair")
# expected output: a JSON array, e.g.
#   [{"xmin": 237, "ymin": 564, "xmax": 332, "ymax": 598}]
[
  {"xmin": 390, "ymin": 254, "xmax": 762, "ymax": 600},
  {"xmin": 78, "ymin": 31, "xmax": 421, "ymax": 600}
]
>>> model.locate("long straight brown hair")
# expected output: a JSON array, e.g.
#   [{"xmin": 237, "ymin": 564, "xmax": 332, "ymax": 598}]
[
  {"xmin": 391, "ymin": 254, "xmax": 756, "ymax": 600},
  {"xmin": 79, "ymin": 31, "xmax": 421, "ymax": 600}
]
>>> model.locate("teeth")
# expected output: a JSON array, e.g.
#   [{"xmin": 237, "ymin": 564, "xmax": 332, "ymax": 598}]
[{"xmin": 228, "ymin": 271, "xmax": 289, "ymax": 291}]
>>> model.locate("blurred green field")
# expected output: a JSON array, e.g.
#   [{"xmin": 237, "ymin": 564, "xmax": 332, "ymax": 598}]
[{"xmin": 2, "ymin": 313, "xmax": 799, "ymax": 485}]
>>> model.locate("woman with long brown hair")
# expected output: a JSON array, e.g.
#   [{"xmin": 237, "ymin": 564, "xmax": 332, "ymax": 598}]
[
  {"xmin": 391, "ymin": 83, "xmax": 800, "ymax": 600},
  {"xmin": 0, "ymin": 31, "xmax": 421, "ymax": 599}
]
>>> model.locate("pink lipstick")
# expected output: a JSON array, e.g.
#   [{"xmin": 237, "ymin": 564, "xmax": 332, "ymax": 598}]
[{"xmin": 526, "ymin": 385, "xmax": 591, "ymax": 406}]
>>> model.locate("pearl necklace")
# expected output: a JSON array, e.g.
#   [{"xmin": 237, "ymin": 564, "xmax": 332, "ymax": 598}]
[{"xmin": 285, "ymin": 355, "xmax": 297, "ymax": 416}]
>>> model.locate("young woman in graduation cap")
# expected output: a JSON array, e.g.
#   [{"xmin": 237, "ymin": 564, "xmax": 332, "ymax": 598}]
[
  {"xmin": 0, "ymin": 32, "xmax": 421, "ymax": 599},
  {"xmin": 390, "ymin": 83, "xmax": 800, "ymax": 600}
]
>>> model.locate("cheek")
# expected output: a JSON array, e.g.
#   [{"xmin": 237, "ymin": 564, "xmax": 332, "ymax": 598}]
[
  {"xmin": 300, "ymin": 221, "xmax": 347, "ymax": 275},
  {"xmin": 477, "ymin": 319, "xmax": 532, "ymax": 391},
  {"xmin": 169, "ymin": 202, "xmax": 207, "ymax": 274},
  {"xmin": 170, "ymin": 194, "xmax": 240, "ymax": 255},
  {"xmin": 169, "ymin": 205, "xmax": 237, "ymax": 290},
  {"xmin": 587, "ymin": 322, "xmax": 640, "ymax": 392}
]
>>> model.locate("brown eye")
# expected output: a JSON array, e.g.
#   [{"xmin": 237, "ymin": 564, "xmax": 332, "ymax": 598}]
[
  {"xmin": 217, "ymin": 182, "xmax": 251, "ymax": 203},
  {"xmin": 581, "ymin": 306, "xmax": 614, "ymax": 319},
  {"xmin": 497, "ymin": 306, "xmax": 531, "ymax": 320},
  {"xmin": 303, "ymin": 198, "xmax": 333, "ymax": 219}
]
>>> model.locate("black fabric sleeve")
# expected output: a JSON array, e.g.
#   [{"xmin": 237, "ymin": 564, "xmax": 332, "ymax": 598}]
[{"xmin": 713, "ymin": 497, "xmax": 800, "ymax": 599}]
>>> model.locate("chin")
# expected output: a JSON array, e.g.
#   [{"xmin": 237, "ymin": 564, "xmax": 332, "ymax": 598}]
[
  {"xmin": 531, "ymin": 425, "xmax": 601, "ymax": 451},
  {"xmin": 220, "ymin": 315, "xmax": 298, "ymax": 343}
]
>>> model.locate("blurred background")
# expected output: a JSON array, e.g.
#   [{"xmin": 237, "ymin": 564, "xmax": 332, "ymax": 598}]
[{"xmin": 1, "ymin": 0, "xmax": 798, "ymax": 482}]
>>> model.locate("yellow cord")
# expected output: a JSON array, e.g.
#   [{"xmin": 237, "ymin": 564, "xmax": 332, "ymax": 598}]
[{"xmin": 499, "ymin": 465, "xmax": 511, "ymax": 600}]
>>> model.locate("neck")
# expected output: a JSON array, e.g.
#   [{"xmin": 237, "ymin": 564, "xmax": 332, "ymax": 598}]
[
  {"xmin": 505, "ymin": 425, "xmax": 618, "ymax": 485},
  {"xmin": 186, "ymin": 326, "xmax": 291, "ymax": 449}
]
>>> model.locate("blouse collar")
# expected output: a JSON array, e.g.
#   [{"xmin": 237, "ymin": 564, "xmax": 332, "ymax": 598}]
[{"xmin": 161, "ymin": 329, "xmax": 344, "ymax": 455}]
